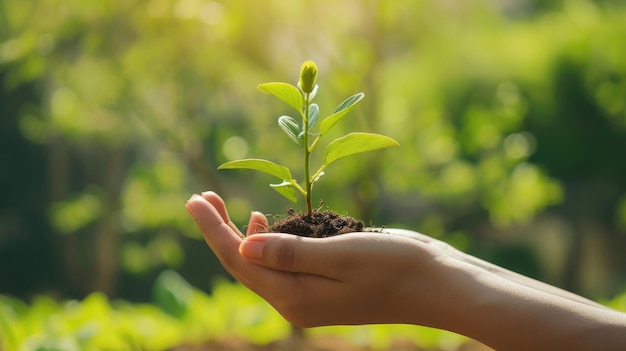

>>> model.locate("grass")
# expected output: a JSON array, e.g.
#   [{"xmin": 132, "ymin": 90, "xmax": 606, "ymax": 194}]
[{"xmin": 1, "ymin": 271, "xmax": 625, "ymax": 351}]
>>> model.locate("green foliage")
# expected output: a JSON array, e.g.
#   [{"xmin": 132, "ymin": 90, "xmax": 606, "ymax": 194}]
[
  {"xmin": 219, "ymin": 60, "xmax": 399, "ymax": 214},
  {"xmin": 2, "ymin": 277, "xmax": 626, "ymax": 351},
  {"xmin": 257, "ymin": 82, "xmax": 304, "ymax": 112},
  {"xmin": 50, "ymin": 192, "xmax": 103, "ymax": 235},
  {"xmin": 324, "ymin": 132, "xmax": 399, "ymax": 168},
  {"xmin": 152, "ymin": 270, "xmax": 193, "ymax": 318},
  {"xmin": 219, "ymin": 159, "xmax": 292, "ymax": 181},
  {"xmin": 0, "ymin": 292, "xmax": 182, "ymax": 351},
  {"xmin": 2, "ymin": 0, "xmax": 626, "ymax": 302},
  {"xmin": 0, "ymin": 278, "xmax": 290, "ymax": 351},
  {"xmin": 320, "ymin": 92, "xmax": 365, "ymax": 134}
]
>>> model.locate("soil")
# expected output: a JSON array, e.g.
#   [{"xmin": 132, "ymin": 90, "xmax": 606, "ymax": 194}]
[{"xmin": 267, "ymin": 208, "xmax": 364, "ymax": 237}]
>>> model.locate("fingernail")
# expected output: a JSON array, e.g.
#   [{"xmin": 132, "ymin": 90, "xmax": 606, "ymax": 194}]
[
  {"xmin": 188, "ymin": 194, "xmax": 202, "ymax": 201},
  {"xmin": 239, "ymin": 239, "xmax": 265, "ymax": 260},
  {"xmin": 186, "ymin": 194, "xmax": 202, "ymax": 217},
  {"xmin": 201, "ymin": 191, "xmax": 215, "ymax": 197},
  {"xmin": 251, "ymin": 210, "xmax": 265, "ymax": 217}
]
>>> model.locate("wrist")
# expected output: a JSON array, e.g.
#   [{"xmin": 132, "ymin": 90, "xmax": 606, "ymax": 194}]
[
  {"xmin": 432, "ymin": 261, "xmax": 626, "ymax": 350},
  {"xmin": 393, "ymin": 245, "xmax": 486, "ymax": 331}
]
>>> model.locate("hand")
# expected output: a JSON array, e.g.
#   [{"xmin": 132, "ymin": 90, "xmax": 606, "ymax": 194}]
[
  {"xmin": 186, "ymin": 192, "xmax": 626, "ymax": 351},
  {"xmin": 185, "ymin": 191, "xmax": 456, "ymax": 328}
]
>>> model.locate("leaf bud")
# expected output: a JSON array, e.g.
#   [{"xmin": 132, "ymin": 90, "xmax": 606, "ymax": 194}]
[{"xmin": 299, "ymin": 60, "xmax": 318, "ymax": 94}]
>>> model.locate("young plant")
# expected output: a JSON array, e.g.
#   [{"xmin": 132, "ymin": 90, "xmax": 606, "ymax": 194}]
[{"xmin": 218, "ymin": 60, "xmax": 399, "ymax": 216}]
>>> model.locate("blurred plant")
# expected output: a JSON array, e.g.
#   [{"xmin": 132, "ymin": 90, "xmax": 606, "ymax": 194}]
[
  {"xmin": 1, "ymin": 276, "xmax": 625, "ymax": 351},
  {"xmin": 219, "ymin": 60, "xmax": 399, "ymax": 215},
  {"xmin": 1, "ymin": 0, "xmax": 626, "ymax": 302}
]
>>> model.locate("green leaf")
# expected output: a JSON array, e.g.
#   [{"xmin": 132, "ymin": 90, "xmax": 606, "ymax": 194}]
[
  {"xmin": 270, "ymin": 182, "xmax": 298, "ymax": 203},
  {"xmin": 324, "ymin": 132, "xmax": 399, "ymax": 167},
  {"xmin": 218, "ymin": 159, "xmax": 292, "ymax": 180},
  {"xmin": 308, "ymin": 103, "xmax": 319, "ymax": 129},
  {"xmin": 258, "ymin": 82, "xmax": 304, "ymax": 112},
  {"xmin": 334, "ymin": 92, "xmax": 365, "ymax": 113},
  {"xmin": 311, "ymin": 171, "xmax": 325, "ymax": 185},
  {"xmin": 319, "ymin": 92, "xmax": 365, "ymax": 135},
  {"xmin": 278, "ymin": 115, "xmax": 303, "ymax": 146}
]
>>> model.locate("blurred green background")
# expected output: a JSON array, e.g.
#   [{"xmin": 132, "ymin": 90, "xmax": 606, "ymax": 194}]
[{"xmin": 1, "ymin": 0, "xmax": 626, "ymax": 345}]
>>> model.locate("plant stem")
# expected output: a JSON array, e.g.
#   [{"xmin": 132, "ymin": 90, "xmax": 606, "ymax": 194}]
[{"xmin": 303, "ymin": 93, "xmax": 313, "ymax": 215}]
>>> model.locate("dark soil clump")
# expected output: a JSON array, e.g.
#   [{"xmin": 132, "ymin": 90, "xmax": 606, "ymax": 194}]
[{"xmin": 268, "ymin": 209, "xmax": 364, "ymax": 238}]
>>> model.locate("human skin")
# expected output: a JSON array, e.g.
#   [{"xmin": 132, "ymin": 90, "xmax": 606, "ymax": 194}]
[{"xmin": 186, "ymin": 191, "xmax": 626, "ymax": 351}]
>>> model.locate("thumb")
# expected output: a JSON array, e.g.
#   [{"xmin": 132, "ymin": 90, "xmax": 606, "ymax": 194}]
[
  {"xmin": 246, "ymin": 211, "xmax": 269, "ymax": 236},
  {"xmin": 239, "ymin": 233, "xmax": 341, "ymax": 276}
]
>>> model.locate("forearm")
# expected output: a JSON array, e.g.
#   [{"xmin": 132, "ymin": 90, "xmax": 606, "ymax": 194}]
[
  {"xmin": 432, "ymin": 261, "xmax": 626, "ymax": 350},
  {"xmin": 385, "ymin": 227, "xmax": 606, "ymax": 309},
  {"xmin": 457, "ymin": 250, "xmax": 606, "ymax": 309}
]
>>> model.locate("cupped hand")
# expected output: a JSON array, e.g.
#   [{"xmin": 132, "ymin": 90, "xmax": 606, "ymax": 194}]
[
  {"xmin": 187, "ymin": 192, "xmax": 626, "ymax": 351},
  {"xmin": 185, "ymin": 192, "xmax": 455, "ymax": 328}
]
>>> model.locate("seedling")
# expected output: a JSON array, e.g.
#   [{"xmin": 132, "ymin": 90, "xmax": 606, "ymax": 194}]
[{"xmin": 218, "ymin": 60, "xmax": 399, "ymax": 216}]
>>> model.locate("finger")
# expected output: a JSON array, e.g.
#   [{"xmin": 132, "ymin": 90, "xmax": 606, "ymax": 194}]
[
  {"xmin": 200, "ymin": 191, "xmax": 235, "ymax": 227},
  {"xmin": 186, "ymin": 194, "xmax": 321, "ymax": 303},
  {"xmin": 246, "ymin": 211, "xmax": 269, "ymax": 236},
  {"xmin": 186, "ymin": 194, "xmax": 244, "ymax": 270},
  {"xmin": 239, "ymin": 233, "xmax": 387, "ymax": 277},
  {"xmin": 200, "ymin": 191, "xmax": 247, "ymax": 237}
]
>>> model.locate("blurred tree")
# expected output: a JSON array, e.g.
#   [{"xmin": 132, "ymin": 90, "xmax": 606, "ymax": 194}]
[
  {"xmin": 0, "ymin": 0, "xmax": 625, "ymax": 301},
  {"xmin": 0, "ymin": 71, "xmax": 59, "ymax": 297}
]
